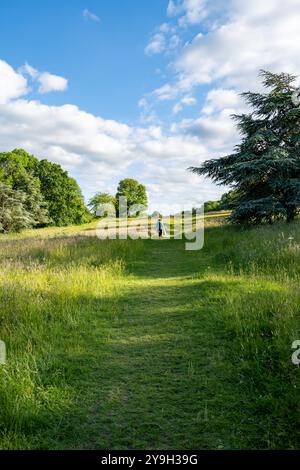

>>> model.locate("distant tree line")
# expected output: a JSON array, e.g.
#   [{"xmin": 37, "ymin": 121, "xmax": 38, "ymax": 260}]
[
  {"xmin": 88, "ymin": 178, "xmax": 148, "ymax": 217},
  {"xmin": 191, "ymin": 71, "xmax": 300, "ymax": 224},
  {"xmin": 203, "ymin": 190, "xmax": 238, "ymax": 213},
  {"xmin": 0, "ymin": 149, "xmax": 91, "ymax": 232},
  {"xmin": 0, "ymin": 148, "xmax": 148, "ymax": 233}
]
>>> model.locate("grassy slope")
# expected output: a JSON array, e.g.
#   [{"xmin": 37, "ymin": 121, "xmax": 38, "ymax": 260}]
[{"xmin": 0, "ymin": 217, "xmax": 299, "ymax": 449}]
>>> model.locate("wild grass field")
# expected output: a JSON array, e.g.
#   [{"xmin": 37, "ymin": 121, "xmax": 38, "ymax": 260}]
[{"xmin": 0, "ymin": 215, "xmax": 299, "ymax": 449}]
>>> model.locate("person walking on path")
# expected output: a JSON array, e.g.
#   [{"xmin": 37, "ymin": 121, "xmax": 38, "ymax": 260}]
[{"xmin": 156, "ymin": 217, "xmax": 166, "ymax": 238}]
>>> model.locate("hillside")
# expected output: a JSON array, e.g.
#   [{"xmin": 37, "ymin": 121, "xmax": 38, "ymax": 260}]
[{"xmin": 0, "ymin": 216, "xmax": 299, "ymax": 449}]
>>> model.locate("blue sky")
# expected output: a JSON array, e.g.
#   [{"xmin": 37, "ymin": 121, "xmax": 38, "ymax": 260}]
[
  {"xmin": 1, "ymin": 0, "xmax": 198, "ymax": 124},
  {"xmin": 0, "ymin": 0, "xmax": 300, "ymax": 212},
  {"xmin": 1, "ymin": 0, "xmax": 164, "ymax": 121}
]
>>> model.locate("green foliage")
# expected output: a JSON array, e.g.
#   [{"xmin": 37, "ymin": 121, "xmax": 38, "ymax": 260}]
[
  {"xmin": 34, "ymin": 159, "xmax": 90, "ymax": 226},
  {"xmin": 88, "ymin": 192, "xmax": 116, "ymax": 217},
  {"xmin": 0, "ymin": 149, "xmax": 90, "ymax": 230},
  {"xmin": 0, "ymin": 150, "xmax": 50, "ymax": 227},
  {"xmin": 0, "ymin": 220, "xmax": 299, "ymax": 449},
  {"xmin": 219, "ymin": 189, "xmax": 240, "ymax": 209},
  {"xmin": 116, "ymin": 178, "xmax": 148, "ymax": 216},
  {"xmin": 0, "ymin": 182, "xmax": 35, "ymax": 232},
  {"xmin": 204, "ymin": 200, "xmax": 221, "ymax": 212},
  {"xmin": 190, "ymin": 71, "xmax": 300, "ymax": 223}
]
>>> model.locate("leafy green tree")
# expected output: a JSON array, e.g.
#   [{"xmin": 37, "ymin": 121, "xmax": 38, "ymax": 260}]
[
  {"xmin": 219, "ymin": 190, "xmax": 240, "ymax": 210},
  {"xmin": 88, "ymin": 192, "xmax": 116, "ymax": 217},
  {"xmin": 116, "ymin": 178, "xmax": 147, "ymax": 216},
  {"xmin": 190, "ymin": 71, "xmax": 300, "ymax": 223},
  {"xmin": 204, "ymin": 200, "xmax": 221, "ymax": 212},
  {"xmin": 35, "ymin": 159, "xmax": 90, "ymax": 226},
  {"xmin": 0, "ymin": 149, "xmax": 91, "ymax": 227},
  {"xmin": 0, "ymin": 150, "xmax": 50, "ymax": 226},
  {"xmin": 0, "ymin": 183, "xmax": 35, "ymax": 232}
]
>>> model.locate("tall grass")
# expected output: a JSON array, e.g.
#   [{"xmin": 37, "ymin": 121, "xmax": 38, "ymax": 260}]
[
  {"xmin": 200, "ymin": 221, "xmax": 300, "ymax": 448},
  {"xmin": 0, "ymin": 236, "xmax": 143, "ymax": 449},
  {"xmin": 0, "ymin": 219, "xmax": 299, "ymax": 449}
]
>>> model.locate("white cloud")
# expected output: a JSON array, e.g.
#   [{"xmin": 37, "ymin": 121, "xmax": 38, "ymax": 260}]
[
  {"xmin": 138, "ymin": 98, "xmax": 158, "ymax": 124},
  {"xmin": 173, "ymin": 109, "xmax": 239, "ymax": 152},
  {"xmin": 167, "ymin": 0, "xmax": 208, "ymax": 26},
  {"xmin": 0, "ymin": 60, "xmax": 28, "ymax": 104},
  {"xmin": 167, "ymin": 1, "xmax": 181, "ymax": 17},
  {"xmin": 19, "ymin": 63, "xmax": 68, "ymax": 94},
  {"xmin": 152, "ymin": 83, "xmax": 179, "ymax": 101},
  {"xmin": 174, "ymin": 0, "xmax": 300, "ymax": 91},
  {"xmin": 173, "ymin": 95, "xmax": 196, "ymax": 114},
  {"xmin": 144, "ymin": 1, "xmax": 288, "ymax": 206},
  {"xmin": 159, "ymin": 23, "xmax": 176, "ymax": 34},
  {"xmin": 202, "ymin": 89, "xmax": 241, "ymax": 115},
  {"xmin": 0, "ymin": 99, "xmax": 218, "ymax": 211},
  {"xmin": 181, "ymin": 95, "xmax": 197, "ymax": 106},
  {"xmin": 172, "ymin": 103, "xmax": 182, "ymax": 114},
  {"xmin": 20, "ymin": 63, "xmax": 38, "ymax": 79},
  {"xmin": 37, "ymin": 72, "xmax": 68, "ymax": 94},
  {"xmin": 138, "ymin": 98, "xmax": 149, "ymax": 110},
  {"xmin": 21, "ymin": 63, "xmax": 68, "ymax": 94},
  {"xmin": 83, "ymin": 9, "xmax": 100, "ymax": 23},
  {"xmin": 0, "ymin": 59, "xmax": 228, "ymax": 211},
  {"xmin": 171, "ymin": 86, "xmax": 244, "ymax": 154},
  {"xmin": 145, "ymin": 33, "xmax": 166, "ymax": 55},
  {"xmin": 145, "ymin": 23, "xmax": 181, "ymax": 57},
  {"xmin": 5, "ymin": 2, "xmax": 296, "ymax": 212},
  {"xmin": 169, "ymin": 34, "xmax": 181, "ymax": 51},
  {"xmin": 146, "ymin": 0, "xmax": 300, "ymax": 147}
]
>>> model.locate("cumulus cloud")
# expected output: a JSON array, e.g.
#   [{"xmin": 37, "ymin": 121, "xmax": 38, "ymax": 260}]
[
  {"xmin": 0, "ymin": 60, "xmax": 28, "ymax": 104},
  {"xmin": 169, "ymin": 34, "xmax": 181, "ymax": 51},
  {"xmin": 167, "ymin": 0, "xmax": 208, "ymax": 26},
  {"xmin": 173, "ymin": 110, "xmax": 239, "ymax": 152},
  {"xmin": 0, "ymin": 59, "xmax": 227, "ymax": 212},
  {"xmin": 3, "ymin": 1, "xmax": 299, "ymax": 212},
  {"xmin": 83, "ymin": 9, "xmax": 100, "ymax": 22},
  {"xmin": 20, "ymin": 63, "xmax": 39, "ymax": 79},
  {"xmin": 145, "ymin": 22, "xmax": 181, "ymax": 57},
  {"xmin": 37, "ymin": 72, "xmax": 68, "ymax": 94},
  {"xmin": 174, "ymin": 0, "xmax": 300, "ymax": 91},
  {"xmin": 167, "ymin": 0, "xmax": 182, "ymax": 17},
  {"xmin": 152, "ymin": 83, "xmax": 179, "ymax": 101},
  {"xmin": 145, "ymin": 0, "xmax": 300, "ymax": 168},
  {"xmin": 0, "ymin": 100, "xmax": 216, "ymax": 211},
  {"xmin": 202, "ymin": 89, "xmax": 241, "ymax": 115},
  {"xmin": 21, "ymin": 63, "xmax": 68, "ymax": 94},
  {"xmin": 159, "ymin": 23, "xmax": 176, "ymax": 34},
  {"xmin": 145, "ymin": 33, "xmax": 166, "ymax": 55},
  {"xmin": 173, "ymin": 95, "xmax": 196, "ymax": 114}
]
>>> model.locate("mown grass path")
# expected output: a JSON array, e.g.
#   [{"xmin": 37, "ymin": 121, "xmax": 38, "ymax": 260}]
[
  {"xmin": 1, "ymin": 223, "xmax": 299, "ymax": 449},
  {"xmin": 57, "ymin": 239, "xmax": 251, "ymax": 450}
]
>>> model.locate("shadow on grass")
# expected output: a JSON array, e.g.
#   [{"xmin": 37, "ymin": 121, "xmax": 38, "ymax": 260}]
[
  {"xmin": 1, "ymin": 228, "xmax": 299, "ymax": 449},
  {"xmin": 4, "ymin": 271, "xmax": 295, "ymax": 450},
  {"xmin": 0, "ymin": 273, "xmax": 245, "ymax": 450}
]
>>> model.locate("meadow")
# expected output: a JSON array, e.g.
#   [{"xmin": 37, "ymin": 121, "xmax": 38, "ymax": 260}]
[{"xmin": 0, "ymin": 215, "xmax": 299, "ymax": 449}]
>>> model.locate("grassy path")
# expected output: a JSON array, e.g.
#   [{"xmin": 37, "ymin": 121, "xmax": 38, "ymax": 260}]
[
  {"xmin": 1, "ymin": 222, "xmax": 299, "ymax": 449},
  {"xmin": 53, "ymin": 239, "xmax": 249, "ymax": 449}
]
